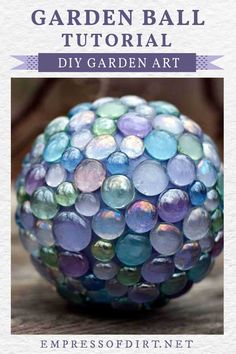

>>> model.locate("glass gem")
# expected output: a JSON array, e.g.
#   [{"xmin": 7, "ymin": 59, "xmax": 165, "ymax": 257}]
[
  {"xmin": 212, "ymin": 230, "xmax": 223, "ymax": 257},
  {"xmin": 135, "ymin": 104, "xmax": 156, "ymax": 119},
  {"xmin": 204, "ymin": 189, "xmax": 219, "ymax": 211},
  {"xmin": 132, "ymin": 159, "xmax": 169, "ymax": 196},
  {"xmin": 92, "ymin": 118, "xmax": 116, "ymax": 136},
  {"xmin": 197, "ymin": 159, "xmax": 218, "ymax": 188},
  {"xmin": 81, "ymin": 273, "xmax": 105, "ymax": 291},
  {"xmin": 67, "ymin": 111, "xmax": 95, "ymax": 133},
  {"xmin": 17, "ymin": 185, "xmax": 28, "ymax": 205},
  {"xmin": 199, "ymin": 234, "xmax": 214, "ymax": 253},
  {"xmin": 44, "ymin": 116, "xmax": 69, "ymax": 140},
  {"xmin": 144, "ymin": 130, "xmax": 177, "ymax": 160},
  {"xmin": 31, "ymin": 186, "xmax": 59, "ymax": 220},
  {"xmin": 93, "ymin": 261, "xmax": 119, "ymax": 280},
  {"xmin": 92, "ymin": 208, "xmax": 125, "ymax": 240},
  {"xmin": 25, "ymin": 164, "xmax": 46, "ymax": 195},
  {"xmin": 59, "ymin": 251, "xmax": 89, "ymax": 277},
  {"xmin": 105, "ymin": 278, "xmax": 128, "ymax": 297},
  {"xmin": 35, "ymin": 219, "xmax": 54, "ymax": 246},
  {"xmin": 20, "ymin": 229, "xmax": 39, "ymax": 255},
  {"xmin": 149, "ymin": 101, "xmax": 180, "ymax": 117},
  {"xmin": 203, "ymin": 142, "xmax": 221, "ymax": 169},
  {"xmin": 101, "ymin": 175, "xmax": 135, "ymax": 209},
  {"xmin": 181, "ymin": 115, "xmax": 202, "ymax": 136},
  {"xmin": 158, "ymin": 189, "xmax": 190, "ymax": 223},
  {"xmin": 40, "ymin": 246, "xmax": 58, "ymax": 268},
  {"xmin": 55, "ymin": 182, "xmax": 78, "ymax": 206},
  {"xmin": 43, "ymin": 132, "xmax": 69, "ymax": 163},
  {"xmin": 70, "ymin": 129, "xmax": 93, "ymax": 150},
  {"xmin": 68, "ymin": 102, "xmax": 92, "ymax": 118},
  {"xmin": 75, "ymin": 193, "xmax": 100, "ymax": 217},
  {"xmin": 128, "ymin": 283, "xmax": 159, "ymax": 304},
  {"xmin": 189, "ymin": 180, "xmax": 207, "ymax": 206},
  {"xmin": 150, "ymin": 223, "xmax": 183, "ymax": 256},
  {"xmin": 120, "ymin": 135, "xmax": 144, "ymax": 159},
  {"xmin": 183, "ymin": 207, "xmax": 210, "ymax": 241},
  {"xmin": 92, "ymin": 97, "xmax": 114, "ymax": 109},
  {"xmin": 115, "ymin": 234, "xmax": 152, "ymax": 266},
  {"xmin": 61, "ymin": 147, "xmax": 82, "ymax": 172},
  {"xmin": 152, "ymin": 114, "xmax": 184, "ymax": 136},
  {"xmin": 187, "ymin": 253, "xmax": 212, "ymax": 283},
  {"xmin": 85, "ymin": 135, "xmax": 117, "ymax": 160},
  {"xmin": 216, "ymin": 172, "xmax": 224, "ymax": 197},
  {"xmin": 120, "ymin": 95, "xmax": 146, "ymax": 107},
  {"xmin": 20, "ymin": 201, "xmax": 35, "ymax": 230},
  {"xmin": 141, "ymin": 255, "xmax": 175, "ymax": 283},
  {"xmin": 45, "ymin": 163, "xmax": 66, "ymax": 188},
  {"xmin": 106, "ymin": 152, "xmax": 129, "ymax": 174},
  {"xmin": 31, "ymin": 134, "xmax": 45, "ymax": 160},
  {"xmin": 91, "ymin": 239, "xmax": 115, "ymax": 261},
  {"xmin": 160, "ymin": 272, "xmax": 188, "ymax": 297},
  {"xmin": 117, "ymin": 113, "xmax": 152, "ymax": 138},
  {"xmin": 96, "ymin": 101, "xmax": 128, "ymax": 120},
  {"xmin": 125, "ymin": 200, "xmax": 157, "ymax": 233},
  {"xmin": 74, "ymin": 159, "xmax": 106, "ymax": 192},
  {"xmin": 167, "ymin": 154, "xmax": 196, "ymax": 186},
  {"xmin": 52, "ymin": 211, "xmax": 91, "ymax": 252},
  {"xmin": 174, "ymin": 242, "xmax": 201, "ymax": 270},
  {"xmin": 211, "ymin": 208, "xmax": 223, "ymax": 233},
  {"xmin": 117, "ymin": 266, "xmax": 140, "ymax": 286},
  {"xmin": 178, "ymin": 133, "xmax": 203, "ymax": 160}
]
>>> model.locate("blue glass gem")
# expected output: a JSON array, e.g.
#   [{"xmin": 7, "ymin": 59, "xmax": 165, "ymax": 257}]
[
  {"xmin": 189, "ymin": 181, "xmax": 207, "ymax": 206},
  {"xmin": 115, "ymin": 234, "xmax": 152, "ymax": 266},
  {"xmin": 61, "ymin": 147, "xmax": 83, "ymax": 172},
  {"xmin": 144, "ymin": 130, "xmax": 177, "ymax": 160}
]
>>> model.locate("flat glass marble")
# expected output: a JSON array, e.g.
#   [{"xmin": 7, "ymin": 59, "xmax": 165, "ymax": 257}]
[{"xmin": 15, "ymin": 95, "xmax": 223, "ymax": 310}]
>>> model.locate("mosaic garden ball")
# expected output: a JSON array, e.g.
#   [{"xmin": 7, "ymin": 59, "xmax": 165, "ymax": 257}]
[{"xmin": 15, "ymin": 96, "xmax": 223, "ymax": 311}]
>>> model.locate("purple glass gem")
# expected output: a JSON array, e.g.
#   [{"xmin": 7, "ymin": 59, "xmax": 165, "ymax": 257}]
[
  {"xmin": 128, "ymin": 283, "xmax": 159, "ymax": 304},
  {"xmin": 25, "ymin": 164, "xmax": 46, "ymax": 195},
  {"xmin": 52, "ymin": 211, "xmax": 92, "ymax": 252},
  {"xmin": 59, "ymin": 251, "xmax": 89, "ymax": 277},
  {"xmin": 117, "ymin": 113, "xmax": 152, "ymax": 138},
  {"xmin": 105, "ymin": 278, "xmax": 128, "ymax": 297},
  {"xmin": 125, "ymin": 200, "xmax": 158, "ymax": 233},
  {"xmin": 174, "ymin": 242, "xmax": 201, "ymax": 270},
  {"xmin": 141, "ymin": 255, "xmax": 175, "ymax": 283},
  {"xmin": 158, "ymin": 189, "xmax": 190, "ymax": 223},
  {"xmin": 167, "ymin": 154, "xmax": 196, "ymax": 187},
  {"xmin": 20, "ymin": 201, "xmax": 35, "ymax": 230}
]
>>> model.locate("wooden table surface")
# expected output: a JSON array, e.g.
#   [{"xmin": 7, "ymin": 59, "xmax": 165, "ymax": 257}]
[{"xmin": 11, "ymin": 194, "xmax": 223, "ymax": 335}]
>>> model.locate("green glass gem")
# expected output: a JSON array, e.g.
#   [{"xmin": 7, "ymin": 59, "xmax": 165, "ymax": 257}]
[
  {"xmin": 17, "ymin": 185, "xmax": 29, "ymax": 204},
  {"xmin": 40, "ymin": 246, "xmax": 58, "ymax": 268},
  {"xmin": 117, "ymin": 266, "xmax": 141, "ymax": 286},
  {"xmin": 55, "ymin": 182, "xmax": 78, "ymax": 207},
  {"xmin": 92, "ymin": 118, "xmax": 116, "ymax": 136},
  {"xmin": 211, "ymin": 208, "xmax": 223, "ymax": 233},
  {"xmin": 96, "ymin": 101, "xmax": 128, "ymax": 120},
  {"xmin": 160, "ymin": 272, "xmax": 188, "ymax": 296},
  {"xmin": 31, "ymin": 186, "xmax": 59, "ymax": 220},
  {"xmin": 91, "ymin": 239, "xmax": 115, "ymax": 261},
  {"xmin": 216, "ymin": 173, "xmax": 224, "ymax": 198},
  {"xmin": 149, "ymin": 100, "xmax": 180, "ymax": 117},
  {"xmin": 187, "ymin": 253, "xmax": 212, "ymax": 283},
  {"xmin": 178, "ymin": 133, "xmax": 203, "ymax": 160},
  {"xmin": 44, "ymin": 116, "xmax": 69, "ymax": 140}
]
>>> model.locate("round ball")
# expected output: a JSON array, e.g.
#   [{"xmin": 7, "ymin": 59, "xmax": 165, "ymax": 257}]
[{"xmin": 15, "ymin": 96, "xmax": 223, "ymax": 310}]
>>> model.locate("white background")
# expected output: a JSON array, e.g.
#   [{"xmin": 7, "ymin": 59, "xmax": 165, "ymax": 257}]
[{"xmin": 0, "ymin": 0, "xmax": 235, "ymax": 353}]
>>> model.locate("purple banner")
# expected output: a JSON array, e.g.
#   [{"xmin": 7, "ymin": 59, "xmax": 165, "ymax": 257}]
[{"xmin": 12, "ymin": 54, "xmax": 223, "ymax": 72}]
